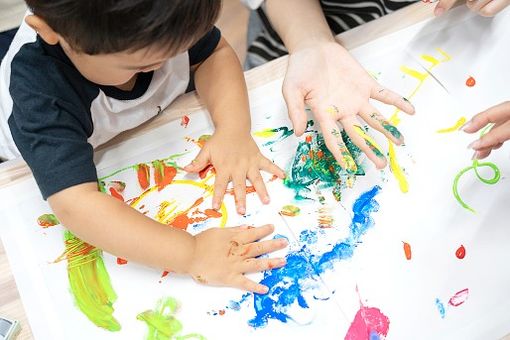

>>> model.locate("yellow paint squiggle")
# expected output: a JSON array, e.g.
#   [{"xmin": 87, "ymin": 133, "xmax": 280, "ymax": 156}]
[{"xmin": 437, "ymin": 117, "xmax": 467, "ymax": 133}]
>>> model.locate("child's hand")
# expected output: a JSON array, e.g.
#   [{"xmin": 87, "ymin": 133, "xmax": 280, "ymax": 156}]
[
  {"xmin": 463, "ymin": 101, "xmax": 510, "ymax": 159},
  {"xmin": 434, "ymin": 0, "xmax": 510, "ymax": 17},
  {"xmin": 184, "ymin": 132, "xmax": 285, "ymax": 214},
  {"xmin": 187, "ymin": 224, "xmax": 288, "ymax": 294}
]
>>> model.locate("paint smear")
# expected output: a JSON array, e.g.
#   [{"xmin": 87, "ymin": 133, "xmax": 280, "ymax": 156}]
[
  {"xmin": 137, "ymin": 297, "xmax": 205, "ymax": 340},
  {"xmin": 345, "ymin": 304, "xmax": 390, "ymax": 340},
  {"xmin": 283, "ymin": 132, "xmax": 364, "ymax": 201},
  {"xmin": 455, "ymin": 245, "xmax": 466, "ymax": 259},
  {"xmin": 437, "ymin": 117, "xmax": 467, "ymax": 133},
  {"xmin": 37, "ymin": 213, "xmax": 60, "ymax": 228},
  {"xmin": 466, "ymin": 76, "xmax": 476, "ymax": 87},
  {"xmin": 299, "ymin": 230, "xmax": 318, "ymax": 245},
  {"xmin": 116, "ymin": 258, "xmax": 128, "ymax": 265},
  {"xmin": 54, "ymin": 231, "xmax": 120, "ymax": 331},
  {"xmin": 240, "ymin": 186, "xmax": 381, "ymax": 328},
  {"xmin": 280, "ymin": 204, "xmax": 301, "ymax": 217},
  {"xmin": 253, "ymin": 120, "xmax": 314, "ymax": 147},
  {"xmin": 435, "ymin": 298, "xmax": 446, "ymax": 319},
  {"xmin": 180, "ymin": 115, "xmax": 190, "ymax": 128},
  {"xmin": 152, "ymin": 160, "xmax": 177, "ymax": 191},
  {"xmin": 136, "ymin": 163, "xmax": 151, "ymax": 190},
  {"xmin": 402, "ymin": 242, "xmax": 412, "ymax": 260},
  {"xmin": 448, "ymin": 288, "xmax": 469, "ymax": 307},
  {"xmin": 109, "ymin": 187, "xmax": 124, "ymax": 201}
]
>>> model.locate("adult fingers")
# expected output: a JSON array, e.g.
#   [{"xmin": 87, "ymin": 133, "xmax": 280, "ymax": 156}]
[
  {"xmin": 320, "ymin": 119, "xmax": 357, "ymax": 174},
  {"xmin": 282, "ymin": 82, "xmax": 308, "ymax": 136},
  {"xmin": 477, "ymin": 0, "xmax": 510, "ymax": 16},
  {"xmin": 463, "ymin": 101, "xmax": 510, "ymax": 133},
  {"xmin": 343, "ymin": 118, "xmax": 388, "ymax": 169},
  {"xmin": 468, "ymin": 121, "xmax": 510, "ymax": 151},
  {"xmin": 371, "ymin": 87, "xmax": 415, "ymax": 115},
  {"xmin": 359, "ymin": 103, "xmax": 404, "ymax": 145},
  {"xmin": 434, "ymin": 0, "xmax": 458, "ymax": 16}
]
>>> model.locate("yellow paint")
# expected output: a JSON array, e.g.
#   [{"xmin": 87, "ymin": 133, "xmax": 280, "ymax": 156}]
[
  {"xmin": 436, "ymin": 48, "xmax": 451, "ymax": 62},
  {"xmin": 400, "ymin": 66, "xmax": 428, "ymax": 82},
  {"xmin": 388, "ymin": 143, "xmax": 408, "ymax": 193},
  {"xmin": 421, "ymin": 54, "xmax": 440, "ymax": 67},
  {"xmin": 326, "ymin": 106, "xmax": 339, "ymax": 117},
  {"xmin": 155, "ymin": 200, "xmax": 178, "ymax": 224},
  {"xmin": 353, "ymin": 126, "xmax": 384, "ymax": 155},
  {"xmin": 437, "ymin": 117, "xmax": 467, "ymax": 133},
  {"xmin": 253, "ymin": 129, "xmax": 277, "ymax": 138}
]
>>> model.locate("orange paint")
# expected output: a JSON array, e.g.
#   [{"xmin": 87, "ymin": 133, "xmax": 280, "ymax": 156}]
[
  {"xmin": 109, "ymin": 187, "xmax": 124, "ymax": 201},
  {"xmin": 136, "ymin": 164, "xmax": 150, "ymax": 190},
  {"xmin": 180, "ymin": 115, "xmax": 190, "ymax": 128},
  {"xmin": 456, "ymin": 245, "xmax": 466, "ymax": 259},
  {"xmin": 168, "ymin": 197, "xmax": 221, "ymax": 230},
  {"xmin": 154, "ymin": 163, "xmax": 177, "ymax": 191},
  {"xmin": 403, "ymin": 241, "xmax": 412, "ymax": 260},
  {"xmin": 219, "ymin": 309, "xmax": 226, "ymax": 316},
  {"xmin": 317, "ymin": 150, "xmax": 324, "ymax": 159},
  {"xmin": 305, "ymin": 135, "xmax": 312, "ymax": 143},
  {"xmin": 199, "ymin": 164, "xmax": 215, "ymax": 179},
  {"xmin": 116, "ymin": 257, "xmax": 128, "ymax": 265},
  {"xmin": 226, "ymin": 186, "xmax": 256, "ymax": 195},
  {"xmin": 204, "ymin": 209, "xmax": 222, "ymax": 218},
  {"xmin": 465, "ymin": 76, "xmax": 476, "ymax": 87}
]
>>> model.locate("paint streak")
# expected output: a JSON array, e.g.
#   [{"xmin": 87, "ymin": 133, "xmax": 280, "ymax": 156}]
[
  {"xmin": 345, "ymin": 304, "xmax": 390, "ymax": 340},
  {"xmin": 317, "ymin": 207, "xmax": 334, "ymax": 228},
  {"xmin": 37, "ymin": 213, "xmax": 60, "ymax": 228},
  {"xmin": 199, "ymin": 164, "xmax": 215, "ymax": 179},
  {"xmin": 448, "ymin": 288, "xmax": 469, "ymax": 307},
  {"xmin": 109, "ymin": 187, "xmax": 124, "ymax": 201},
  {"xmin": 403, "ymin": 241, "xmax": 412, "ymax": 260},
  {"xmin": 353, "ymin": 126, "xmax": 385, "ymax": 159},
  {"xmin": 283, "ymin": 132, "xmax": 364, "ymax": 201},
  {"xmin": 466, "ymin": 76, "xmax": 476, "ymax": 87},
  {"xmin": 54, "ymin": 231, "xmax": 120, "ymax": 331},
  {"xmin": 137, "ymin": 297, "xmax": 205, "ymax": 340},
  {"xmin": 455, "ymin": 245, "xmax": 466, "ymax": 259},
  {"xmin": 152, "ymin": 160, "xmax": 177, "ymax": 191},
  {"xmin": 240, "ymin": 186, "xmax": 381, "ymax": 328},
  {"xmin": 435, "ymin": 298, "xmax": 446, "ymax": 319},
  {"xmin": 388, "ymin": 143, "xmax": 408, "ymax": 193},
  {"xmin": 299, "ymin": 230, "xmax": 318, "ymax": 245},
  {"xmin": 136, "ymin": 163, "xmax": 151, "ymax": 190},
  {"xmin": 280, "ymin": 205, "xmax": 301, "ymax": 217},
  {"xmin": 180, "ymin": 115, "xmax": 190, "ymax": 128},
  {"xmin": 253, "ymin": 121, "xmax": 314, "ymax": 147},
  {"xmin": 370, "ymin": 113, "xmax": 402, "ymax": 140},
  {"xmin": 116, "ymin": 258, "xmax": 128, "ymax": 265},
  {"xmin": 226, "ymin": 185, "xmax": 256, "ymax": 195},
  {"xmin": 437, "ymin": 117, "xmax": 467, "ymax": 133}
]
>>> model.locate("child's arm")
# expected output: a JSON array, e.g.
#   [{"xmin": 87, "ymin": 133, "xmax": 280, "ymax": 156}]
[
  {"xmin": 184, "ymin": 37, "xmax": 285, "ymax": 214},
  {"xmin": 463, "ymin": 101, "xmax": 510, "ymax": 159},
  {"xmin": 49, "ymin": 182, "xmax": 287, "ymax": 294}
]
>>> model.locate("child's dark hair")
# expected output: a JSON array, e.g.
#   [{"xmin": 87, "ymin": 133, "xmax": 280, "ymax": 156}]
[{"xmin": 25, "ymin": 0, "xmax": 222, "ymax": 55}]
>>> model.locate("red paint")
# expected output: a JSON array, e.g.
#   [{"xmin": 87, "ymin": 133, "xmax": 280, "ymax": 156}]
[
  {"xmin": 269, "ymin": 175, "xmax": 278, "ymax": 182},
  {"xmin": 154, "ymin": 163, "xmax": 177, "ymax": 191},
  {"xmin": 226, "ymin": 186, "xmax": 256, "ymax": 195},
  {"xmin": 218, "ymin": 309, "xmax": 225, "ymax": 316},
  {"xmin": 136, "ymin": 163, "xmax": 150, "ymax": 190},
  {"xmin": 180, "ymin": 115, "xmax": 190, "ymax": 128},
  {"xmin": 317, "ymin": 150, "xmax": 324, "ymax": 159},
  {"xmin": 448, "ymin": 288, "xmax": 469, "ymax": 307},
  {"xmin": 403, "ymin": 241, "xmax": 412, "ymax": 260},
  {"xmin": 109, "ymin": 187, "xmax": 124, "ymax": 201},
  {"xmin": 456, "ymin": 245, "xmax": 466, "ymax": 259},
  {"xmin": 466, "ymin": 76, "xmax": 476, "ymax": 87},
  {"xmin": 305, "ymin": 135, "xmax": 312, "ymax": 143},
  {"xmin": 199, "ymin": 164, "xmax": 215, "ymax": 179},
  {"xmin": 117, "ymin": 257, "xmax": 128, "ymax": 265},
  {"xmin": 169, "ymin": 197, "xmax": 207, "ymax": 230}
]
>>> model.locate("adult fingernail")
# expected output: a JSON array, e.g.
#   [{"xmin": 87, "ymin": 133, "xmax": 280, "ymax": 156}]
[
  {"xmin": 461, "ymin": 120, "xmax": 472, "ymax": 131},
  {"xmin": 472, "ymin": 151, "xmax": 479, "ymax": 160},
  {"xmin": 467, "ymin": 140, "xmax": 481, "ymax": 149}
]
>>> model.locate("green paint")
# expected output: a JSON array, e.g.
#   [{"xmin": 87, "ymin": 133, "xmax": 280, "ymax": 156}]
[
  {"xmin": 365, "ymin": 139, "xmax": 385, "ymax": 159},
  {"xmin": 64, "ymin": 231, "xmax": 121, "ymax": 331},
  {"xmin": 283, "ymin": 132, "xmax": 364, "ymax": 200},
  {"xmin": 37, "ymin": 213, "xmax": 60, "ymax": 227},
  {"xmin": 137, "ymin": 297, "xmax": 206, "ymax": 340},
  {"xmin": 255, "ymin": 120, "xmax": 315, "ymax": 147},
  {"xmin": 382, "ymin": 122, "xmax": 402, "ymax": 140}
]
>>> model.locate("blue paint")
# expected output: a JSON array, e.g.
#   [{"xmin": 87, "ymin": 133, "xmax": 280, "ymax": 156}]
[
  {"xmin": 299, "ymin": 229, "xmax": 318, "ymax": 245},
  {"xmin": 238, "ymin": 186, "xmax": 381, "ymax": 328},
  {"xmin": 435, "ymin": 298, "xmax": 446, "ymax": 319},
  {"xmin": 273, "ymin": 234, "xmax": 289, "ymax": 241},
  {"xmin": 370, "ymin": 330, "xmax": 381, "ymax": 340},
  {"xmin": 228, "ymin": 293, "xmax": 251, "ymax": 311}
]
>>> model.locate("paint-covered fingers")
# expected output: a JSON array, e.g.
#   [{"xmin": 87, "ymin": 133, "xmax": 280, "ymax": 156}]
[
  {"xmin": 282, "ymin": 82, "xmax": 308, "ymax": 136},
  {"xmin": 241, "ymin": 257, "xmax": 287, "ymax": 275},
  {"xmin": 234, "ymin": 224, "xmax": 275, "ymax": 244},
  {"xmin": 184, "ymin": 148, "xmax": 210, "ymax": 172},
  {"xmin": 462, "ymin": 101, "xmax": 510, "ymax": 133},
  {"xmin": 468, "ymin": 122, "xmax": 510, "ymax": 156},
  {"xmin": 212, "ymin": 173, "xmax": 229, "ymax": 210},
  {"xmin": 321, "ymin": 122, "xmax": 357, "ymax": 174},
  {"xmin": 232, "ymin": 173, "xmax": 247, "ymax": 215},
  {"xmin": 343, "ymin": 120, "xmax": 387, "ymax": 169},
  {"xmin": 235, "ymin": 238, "xmax": 288, "ymax": 259},
  {"xmin": 359, "ymin": 105, "xmax": 404, "ymax": 145},
  {"xmin": 371, "ymin": 87, "xmax": 415, "ymax": 115},
  {"xmin": 434, "ymin": 0, "xmax": 457, "ymax": 16}
]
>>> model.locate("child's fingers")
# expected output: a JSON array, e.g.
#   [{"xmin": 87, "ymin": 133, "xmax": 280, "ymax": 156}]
[
  {"xmin": 320, "ymin": 121, "xmax": 357, "ymax": 174},
  {"xmin": 463, "ymin": 101, "xmax": 510, "ymax": 133},
  {"xmin": 239, "ymin": 238, "xmax": 288, "ymax": 259},
  {"xmin": 212, "ymin": 173, "xmax": 229, "ymax": 210},
  {"xmin": 343, "ymin": 119, "xmax": 387, "ymax": 169},
  {"xmin": 370, "ymin": 87, "xmax": 415, "ymax": 115},
  {"xmin": 259, "ymin": 158, "xmax": 286, "ymax": 179},
  {"xmin": 240, "ymin": 257, "xmax": 286, "ymax": 274},
  {"xmin": 468, "ymin": 121, "xmax": 510, "ymax": 151},
  {"xmin": 234, "ymin": 224, "xmax": 275, "ymax": 244},
  {"xmin": 248, "ymin": 169, "xmax": 270, "ymax": 204},
  {"xmin": 359, "ymin": 104, "xmax": 404, "ymax": 145},
  {"xmin": 434, "ymin": 0, "xmax": 457, "ymax": 16},
  {"xmin": 232, "ymin": 173, "xmax": 247, "ymax": 215},
  {"xmin": 234, "ymin": 275, "xmax": 269, "ymax": 294},
  {"xmin": 184, "ymin": 149, "xmax": 210, "ymax": 172}
]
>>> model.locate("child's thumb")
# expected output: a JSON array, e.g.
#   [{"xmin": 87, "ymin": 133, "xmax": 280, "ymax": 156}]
[{"xmin": 184, "ymin": 150, "xmax": 210, "ymax": 172}]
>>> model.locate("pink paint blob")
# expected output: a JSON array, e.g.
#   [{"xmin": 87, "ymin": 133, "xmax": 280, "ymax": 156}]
[
  {"xmin": 448, "ymin": 288, "xmax": 469, "ymax": 307},
  {"xmin": 345, "ymin": 305, "xmax": 390, "ymax": 340}
]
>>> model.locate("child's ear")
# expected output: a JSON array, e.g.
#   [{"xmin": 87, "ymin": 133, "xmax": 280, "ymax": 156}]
[{"xmin": 25, "ymin": 15, "xmax": 60, "ymax": 45}]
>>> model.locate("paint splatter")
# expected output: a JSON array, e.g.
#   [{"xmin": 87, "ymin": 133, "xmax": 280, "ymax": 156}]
[
  {"xmin": 465, "ymin": 76, "xmax": 476, "ymax": 87},
  {"xmin": 437, "ymin": 117, "xmax": 467, "ymax": 133},
  {"xmin": 455, "ymin": 245, "xmax": 466, "ymax": 259},
  {"xmin": 152, "ymin": 160, "xmax": 177, "ymax": 191},
  {"xmin": 238, "ymin": 186, "xmax": 381, "ymax": 328},
  {"xmin": 283, "ymin": 132, "xmax": 364, "ymax": 201},
  {"xmin": 353, "ymin": 126, "xmax": 385, "ymax": 159},
  {"xmin": 37, "ymin": 213, "xmax": 60, "ymax": 228},
  {"xmin": 109, "ymin": 187, "xmax": 124, "ymax": 201},
  {"xmin": 53, "ymin": 231, "xmax": 120, "ymax": 331},
  {"xmin": 448, "ymin": 288, "xmax": 469, "ymax": 307},
  {"xmin": 435, "ymin": 298, "xmax": 446, "ymax": 319},
  {"xmin": 253, "ymin": 120, "xmax": 314, "ymax": 147},
  {"xmin": 180, "ymin": 115, "xmax": 190, "ymax": 128},
  {"xmin": 137, "ymin": 297, "xmax": 205, "ymax": 340},
  {"xmin": 299, "ymin": 230, "xmax": 318, "ymax": 245},
  {"xmin": 136, "ymin": 163, "xmax": 151, "ymax": 190},
  {"xmin": 116, "ymin": 257, "xmax": 128, "ymax": 265},
  {"xmin": 345, "ymin": 303, "xmax": 390, "ymax": 340},
  {"xmin": 403, "ymin": 241, "xmax": 412, "ymax": 260},
  {"xmin": 280, "ymin": 204, "xmax": 301, "ymax": 217}
]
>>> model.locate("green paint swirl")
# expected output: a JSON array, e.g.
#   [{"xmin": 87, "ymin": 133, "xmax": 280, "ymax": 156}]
[{"xmin": 137, "ymin": 297, "xmax": 206, "ymax": 340}]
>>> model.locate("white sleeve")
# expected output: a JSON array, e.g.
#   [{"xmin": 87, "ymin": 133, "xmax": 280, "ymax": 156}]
[{"xmin": 240, "ymin": 0, "xmax": 265, "ymax": 10}]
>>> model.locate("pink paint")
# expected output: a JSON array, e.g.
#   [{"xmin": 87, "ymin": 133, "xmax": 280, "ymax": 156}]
[
  {"xmin": 345, "ymin": 305, "xmax": 390, "ymax": 340},
  {"xmin": 448, "ymin": 288, "xmax": 469, "ymax": 307}
]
